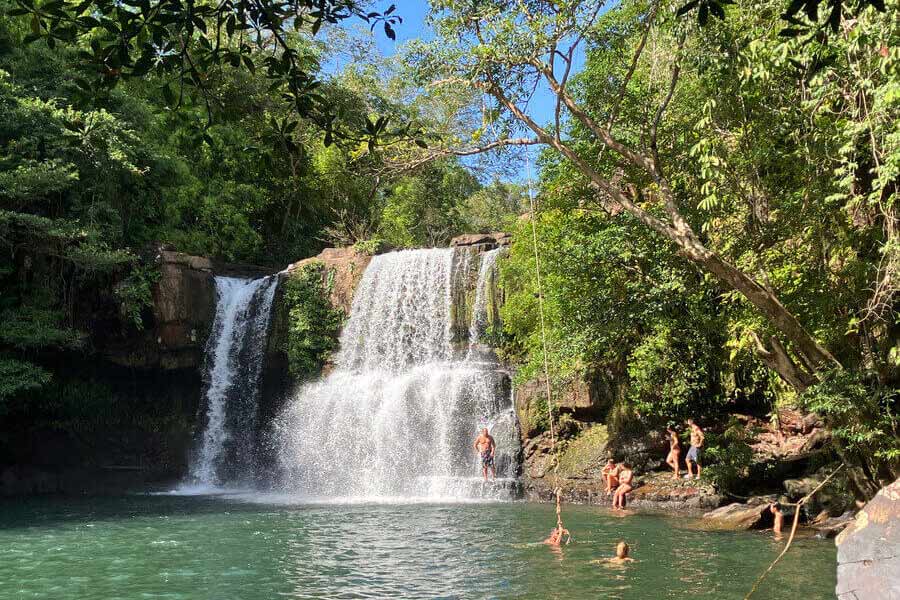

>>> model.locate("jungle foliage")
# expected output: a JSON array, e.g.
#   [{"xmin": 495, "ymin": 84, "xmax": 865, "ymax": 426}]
[
  {"xmin": 0, "ymin": 2, "xmax": 512, "ymax": 412},
  {"xmin": 410, "ymin": 0, "xmax": 898, "ymax": 489}
]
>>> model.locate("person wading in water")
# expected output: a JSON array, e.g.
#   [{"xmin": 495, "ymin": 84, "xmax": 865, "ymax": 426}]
[
  {"xmin": 665, "ymin": 426, "xmax": 681, "ymax": 479},
  {"xmin": 473, "ymin": 428, "xmax": 496, "ymax": 481},
  {"xmin": 685, "ymin": 418, "xmax": 705, "ymax": 480}
]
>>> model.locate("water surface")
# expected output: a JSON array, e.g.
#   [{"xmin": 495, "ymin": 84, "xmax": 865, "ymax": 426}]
[{"xmin": 0, "ymin": 495, "xmax": 836, "ymax": 599}]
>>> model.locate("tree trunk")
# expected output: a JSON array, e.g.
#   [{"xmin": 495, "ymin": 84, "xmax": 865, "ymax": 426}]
[{"xmin": 686, "ymin": 245, "xmax": 842, "ymax": 373}]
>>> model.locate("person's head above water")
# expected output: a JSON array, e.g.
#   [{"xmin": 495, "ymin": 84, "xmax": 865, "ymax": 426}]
[{"xmin": 616, "ymin": 541, "xmax": 630, "ymax": 558}]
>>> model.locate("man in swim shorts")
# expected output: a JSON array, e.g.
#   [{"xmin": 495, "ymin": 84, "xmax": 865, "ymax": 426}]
[
  {"xmin": 685, "ymin": 418, "xmax": 705, "ymax": 480},
  {"xmin": 473, "ymin": 427, "xmax": 496, "ymax": 481}
]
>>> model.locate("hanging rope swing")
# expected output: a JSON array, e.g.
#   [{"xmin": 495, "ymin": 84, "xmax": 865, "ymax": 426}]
[{"xmin": 525, "ymin": 149, "xmax": 569, "ymax": 544}]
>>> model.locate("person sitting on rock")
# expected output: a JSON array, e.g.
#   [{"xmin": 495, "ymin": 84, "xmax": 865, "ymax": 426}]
[
  {"xmin": 684, "ymin": 418, "xmax": 705, "ymax": 480},
  {"xmin": 601, "ymin": 458, "xmax": 620, "ymax": 494},
  {"xmin": 770, "ymin": 502, "xmax": 784, "ymax": 540},
  {"xmin": 612, "ymin": 462, "xmax": 634, "ymax": 510},
  {"xmin": 665, "ymin": 426, "xmax": 681, "ymax": 479}
]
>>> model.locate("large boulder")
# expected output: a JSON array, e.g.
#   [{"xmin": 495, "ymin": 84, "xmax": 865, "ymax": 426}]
[
  {"xmin": 450, "ymin": 231, "xmax": 511, "ymax": 248},
  {"xmin": 629, "ymin": 471, "xmax": 722, "ymax": 511},
  {"xmin": 784, "ymin": 466, "xmax": 853, "ymax": 517},
  {"xmin": 835, "ymin": 477, "xmax": 900, "ymax": 600},
  {"xmin": 284, "ymin": 247, "xmax": 373, "ymax": 315},
  {"xmin": 703, "ymin": 501, "xmax": 772, "ymax": 530}
]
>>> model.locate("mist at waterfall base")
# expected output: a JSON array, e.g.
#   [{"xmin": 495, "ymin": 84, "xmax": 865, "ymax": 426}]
[
  {"xmin": 273, "ymin": 248, "xmax": 518, "ymax": 501},
  {"xmin": 181, "ymin": 247, "xmax": 517, "ymax": 501}
]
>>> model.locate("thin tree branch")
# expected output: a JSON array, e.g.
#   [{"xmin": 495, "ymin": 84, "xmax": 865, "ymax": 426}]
[{"xmin": 650, "ymin": 34, "xmax": 685, "ymax": 174}]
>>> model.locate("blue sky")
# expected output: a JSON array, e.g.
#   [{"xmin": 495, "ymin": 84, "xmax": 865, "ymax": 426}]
[{"xmin": 325, "ymin": 2, "xmax": 588, "ymax": 182}]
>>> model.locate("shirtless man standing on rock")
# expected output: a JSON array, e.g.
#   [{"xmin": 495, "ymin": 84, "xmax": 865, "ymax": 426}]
[
  {"xmin": 685, "ymin": 418, "xmax": 705, "ymax": 480},
  {"xmin": 473, "ymin": 428, "xmax": 496, "ymax": 481}
]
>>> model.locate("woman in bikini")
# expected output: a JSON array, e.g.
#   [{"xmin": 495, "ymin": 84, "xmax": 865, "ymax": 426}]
[
  {"xmin": 665, "ymin": 426, "xmax": 681, "ymax": 479},
  {"xmin": 612, "ymin": 462, "xmax": 634, "ymax": 510}
]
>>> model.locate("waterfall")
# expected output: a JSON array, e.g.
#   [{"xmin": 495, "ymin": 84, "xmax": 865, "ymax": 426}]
[
  {"xmin": 189, "ymin": 275, "xmax": 278, "ymax": 487},
  {"xmin": 468, "ymin": 247, "xmax": 502, "ymax": 353},
  {"xmin": 274, "ymin": 248, "xmax": 518, "ymax": 500}
]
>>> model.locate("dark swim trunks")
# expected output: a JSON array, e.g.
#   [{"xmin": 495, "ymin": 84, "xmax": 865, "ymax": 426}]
[{"xmin": 481, "ymin": 451, "xmax": 494, "ymax": 467}]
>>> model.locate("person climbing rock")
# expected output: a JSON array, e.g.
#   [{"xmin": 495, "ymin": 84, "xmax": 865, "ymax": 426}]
[
  {"xmin": 685, "ymin": 418, "xmax": 705, "ymax": 480},
  {"xmin": 601, "ymin": 458, "xmax": 620, "ymax": 494},
  {"xmin": 665, "ymin": 426, "xmax": 681, "ymax": 479},
  {"xmin": 473, "ymin": 427, "xmax": 496, "ymax": 481},
  {"xmin": 612, "ymin": 462, "xmax": 634, "ymax": 510}
]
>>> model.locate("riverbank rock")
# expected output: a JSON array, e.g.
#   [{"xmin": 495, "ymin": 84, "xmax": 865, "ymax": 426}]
[
  {"xmin": 702, "ymin": 501, "xmax": 773, "ymax": 530},
  {"xmin": 811, "ymin": 511, "xmax": 855, "ymax": 539},
  {"xmin": 835, "ymin": 477, "xmax": 900, "ymax": 599},
  {"xmin": 629, "ymin": 471, "xmax": 721, "ymax": 511},
  {"xmin": 784, "ymin": 465, "xmax": 853, "ymax": 517}
]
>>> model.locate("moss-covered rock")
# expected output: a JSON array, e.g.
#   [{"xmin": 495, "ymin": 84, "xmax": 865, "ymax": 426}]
[{"xmin": 556, "ymin": 424, "xmax": 609, "ymax": 477}]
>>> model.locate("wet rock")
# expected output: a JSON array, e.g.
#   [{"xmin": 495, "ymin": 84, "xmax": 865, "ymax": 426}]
[
  {"xmin": 703, "ymin": 502, "xmax": 772, "ymax": 530},
  {"xmin": 835, "ymin": 477, "xmax": 900, "ymax": 600},
  {"xmin": 812, "ymin": 511, "xmax": 855, "ymax": 539}
]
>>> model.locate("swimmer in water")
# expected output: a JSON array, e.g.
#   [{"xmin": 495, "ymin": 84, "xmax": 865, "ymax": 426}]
[
  {"xmin": 609, "ymin": 541, "xmax": 635, "ymax": 563},
  {"xmin": 543, "ymin": 525, "xmax": 571, "ymax": 546},
  {"xmin": 592, "ymin": 541, "xmax": 636, "ymax": 565},
  {"xmin": 770, "ymin": 502, "xmax": 784, "ymax": 540}
]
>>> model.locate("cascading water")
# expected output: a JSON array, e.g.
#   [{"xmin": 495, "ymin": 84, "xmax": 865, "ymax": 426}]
[
  {"xmin": 467, "ymin": 247, "xmax": 502, "ymax": 353},
  {"xmin": 274, "ymin": 247, "xmax": 518, "ymax": 500},
  {"xmin": 188, "ymin": 275, "xmax": 278, "ymax": 487}
]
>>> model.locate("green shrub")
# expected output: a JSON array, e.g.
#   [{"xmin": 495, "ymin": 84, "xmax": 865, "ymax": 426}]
[
  {"xmin": 802, "ymin": 370, "xmax": 900, "ymax": 479},
  {"xmin": 282, "ymin": 262, "xmax": 345, "ymax": 378},
  {"xmin": 703, "ymin": 416, "xmax": 754, "ymax": 492},
  {"xmin": 114, "ymin": 262, "xmax": 160, "ymax": 330}
]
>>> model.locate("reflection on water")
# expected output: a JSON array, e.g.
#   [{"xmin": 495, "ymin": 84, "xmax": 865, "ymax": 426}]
[{"xmin": 0, "ymin": 495, "xmax": 836, "ymax": 600}]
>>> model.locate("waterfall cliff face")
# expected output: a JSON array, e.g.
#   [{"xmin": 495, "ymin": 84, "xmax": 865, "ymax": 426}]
[
  {"xmin": 189, "ymin": 275, "xmax": 278, "ymax": 487},
  {"xmin": 274, "ymin": 247, "xmax": 516, "ymax": 500}
]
